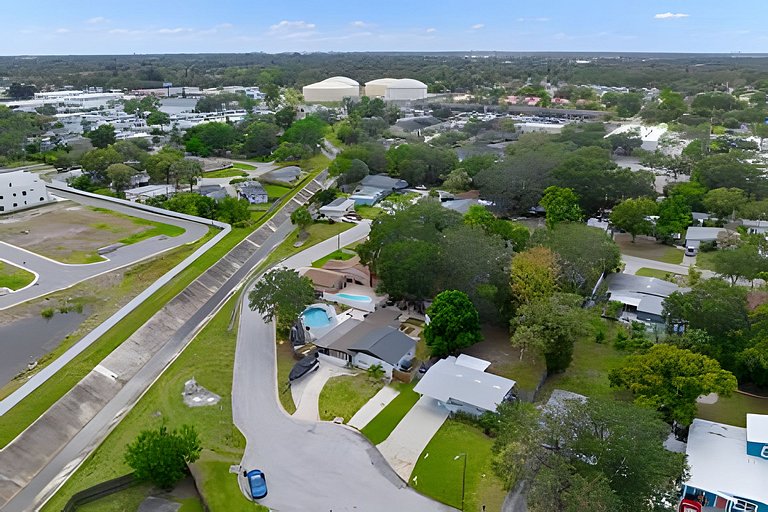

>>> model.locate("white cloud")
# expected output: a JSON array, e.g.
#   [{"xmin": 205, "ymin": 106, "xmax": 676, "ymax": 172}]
[
  {"xmin": 156, "ymin": 27, "xmax": 192, "ymax": 34},
  {"xmin": 55, "ymin": 28, "xmax": 70, "ymax": 34},
  {"xmin": 351, "ymin": 20, "xmax": 369, "ymax": 28},
  {"xmin": 269, "ymin": 20, "xmax": 316, "ymax": 32},
  {"xmin": 471, "ymin": 23, "xmax": 484, "ymax": 30},
  {"xmin": 86, "ymin": 16, "xmax": 109, "ymax": 24},
  {"xmin": 654, "ymin": 12, "xmax": 689, "ymax": 19},
  {"xmin": 426, "ymin": 27, "xmax": 437, "ymax": 33}
]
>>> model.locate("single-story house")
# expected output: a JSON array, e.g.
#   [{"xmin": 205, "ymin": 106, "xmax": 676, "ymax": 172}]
[
  {"xmin": 605, "ymin": 273, "xmax": 688, "ymax": 325},
  {"xmin": 198, "ymin": 184, "xmax": 229, "ymax": 201},
  {"xmin": 742, "ymin": 219, "xmax": 768, "ymax": 235},
  {"xmin": 441, "ymin": 198, "xmax": 479, "ymax": 215},
  {"xmin": 313, "ymin": 308, "xmax": 415, "ymax": 378},
  {"xmin": 319, "ymin": 197, "xmax": 356, "ymax": 221},
  {"xmin": 680, "ymin": 414, "xmax": 768, "ymax": 512},
  {"xmin": 236, "ymin": 181, "xmax": 268, "ymax": 204},
  {"xmin": 124, "ymin": 184, "xmax": 176, "ymax": 202},
  {"xmin": 322, "ymin": 255, "xmax": 371, "ymax": 287},
  {"xmin": 350, "ymin": 175, "xmax": 409, "ymax": 206},
  {"xmin": 414, "ymin": 354, "xmax": 517, "ymax": 416},
  {"xmin": 298, "ymin": 267, "xmax": 346, "ymax": 293},
  {"xmin": 684, "ymin": 226, "xmax": 728, "ymax": 249}
]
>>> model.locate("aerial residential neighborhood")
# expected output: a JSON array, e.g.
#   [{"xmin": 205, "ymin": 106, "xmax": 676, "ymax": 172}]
[{"xmin": 1, "ymin": 2, "xmax": 768, "ymax": 512}]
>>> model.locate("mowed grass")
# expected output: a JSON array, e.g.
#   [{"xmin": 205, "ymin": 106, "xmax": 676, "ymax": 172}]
[
  {"xmin": 634, "ymin": 267, "xmax": 681, "ymax": 280},
  {"xmin": 0, "ymin": 261, "xmax": 35, "ymax": 290},
  {"xmin": 275, "ymin": 339, "xmax": 297, "ymax": 414},
  {"xmin": 266, "ymin": 222, "xmax": 354, "ymax": 265},
  {"xmin": 204, "ymin": 168, "xmax": 248, "ymax": 178},
  {"xmin": 231, "ymin": 162, "xmax": 257, "ymax": 170},
  {"xmin": 194, "ymin": 455, "xmax": 266, "ymax": 511},
  {"xmin": 0, "ymin": 164, "xmax": 326, "ymax": 448},
  {"xmin": 261, "ymin": 184, "xmax": 292, "ymax": 201},
  {"xmin": 694, "ymin": 250, "xmax": 717, "ymax": 271},
  {"xmin": 355, "ymin": 205, "xmax": 383, "ymax": 220},
  {"xmin": 74, "ymin": 483, "xmax": 151, "ymax": 512},
  {"xmin": 697, "ymin": 391, "xmax": 768, "ymax": 427},
  {"xmin": 40, "ymin": 296, "xmax": 259, "ymax": 512},
  {"xmin": 361, "ymin": 382, "xmax": 420, "ymax": 444},
  {"xmin": 311, "ymin": 248, "xmax": 355, "ymax": 268},
  {"xmin": 411, "ymin": 419, "xmax": 507, "ymax": 512},
  {"xmin": 318, "ymin": 374, "xmax": 384, "ymax": 422}
]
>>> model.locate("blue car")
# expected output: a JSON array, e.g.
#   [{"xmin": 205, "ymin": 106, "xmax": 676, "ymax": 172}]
[{"xmin": 246, "ymin": 469, "xmax": 268, "ymax": 499}]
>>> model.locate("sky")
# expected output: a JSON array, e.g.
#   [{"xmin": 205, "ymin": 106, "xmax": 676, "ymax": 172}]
[{"xmin": 2, "ymin": 0, "xmax": 768, "ymax": 55}]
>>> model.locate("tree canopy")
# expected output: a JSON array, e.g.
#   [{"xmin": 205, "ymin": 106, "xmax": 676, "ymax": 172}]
[
  {"xmin": 423, "ymin": 290, "xmax": 483, "ymax": 357},
  {"xmin": 124, "ymin": 424, "xmax": 201, "ymax": 490},
  {"xmin": 248, "ymin": 268, "xmax": 316, "ymax": 331}
]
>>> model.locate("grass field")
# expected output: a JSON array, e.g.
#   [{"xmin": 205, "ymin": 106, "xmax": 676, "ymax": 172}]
[
  {"xmin": 311, "ymin": 248, "xmax": 355, "ymax": 268},
  {"xmin": 634, "ymin": 267, "xmax": 681, "ymax": 280},
  {"xmin": 318, "ymin": 373, "xmax": 384, "ymax": 422},
  {"xmin": 262, "ymin": 183, "xmax": 292, "ymax": 201},
  {"xmin": 355, "ymin": 205, "xmax": 383, "ymax": 220},
  {"xmin": 266, "ymin": 222, "xmax": 354, "ymax": 266},
  {"xmin": 0, "ymin": 261, "xmax": 35, "ymax": 290},
  {"xmin": 40, "ymin": 296, "xmax": 260, "ymax": 512},
  {"xmin": 697, "ymin": 391, "xmax": 768, "ymax": 427},
  {"xmin": 361, "ymin": 382, "xmax": 420, "ymax": 444},
  {"xmin": 231, "ymin": 163, "xmax": 257, "ymax": 170},
  {"xmin": 615, "ymin": 234, "xmax": 684, "ymax": 264},
  {"xmin": 410, "ymin": 419, "xmax": 507, "ymax": 512},
  {"xmin": 203, "ymin": 168, "xmax": 248, "ymax": 178}
]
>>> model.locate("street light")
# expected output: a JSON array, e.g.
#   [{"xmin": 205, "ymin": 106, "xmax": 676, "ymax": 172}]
[{"xmin": 453, "ymin": 453, "xmax": 467, "ymax": 511}]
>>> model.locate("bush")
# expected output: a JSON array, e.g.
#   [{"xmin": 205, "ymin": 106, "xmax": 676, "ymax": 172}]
[
  {"xmin": 41, "ymin": 308, "xmax": 55, "ymax": 319},
  {"xmin": 124, "ymin": 424, "xmax": 201, "ymax": 490}
]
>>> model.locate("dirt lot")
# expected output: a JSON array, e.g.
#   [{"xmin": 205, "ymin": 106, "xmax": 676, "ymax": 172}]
[
  {"xmin": 614, "ymin": 233, "xmax": 684, "ymax": 264},
  {"xmin": 0, "ymin": 202, "xmax": 152, "ymax": 264}
]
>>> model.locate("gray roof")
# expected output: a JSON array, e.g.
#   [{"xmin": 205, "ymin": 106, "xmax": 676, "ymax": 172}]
[
  {"xmin": 605, "ymin": 273, "xmax": 687, "ymax": 317},
  {"xmin": 361, "ymin": 175, "xmax": 409, "ymax": 190},
  {"xmin": 348, "ymin": 326, "xmax": 415, "ymax": 366},
  {"xmin": 414, "ymin": 355, "xmax": 516, "ymax": 412},
  {"xmin": 442, "ymin": 198, "xmax": 478, "ymax": 215},
  {"xmin": 325, "ymin": 197, "xmax": 350, "ymax": 208},
  {"xmin": 263, "ymin": 166, "xmax": 301, "ymax": 183},
  {"xmin": 314, "ymin": 308, "xmax": 401, "ymax": 354},
  {"xmin": 198, "ymin": 184, "xmax": 222, "ymax": 194},
  {"xmin": 685, "ymin": 226, "xmax": 726, "ymax": 242},
  {"xmin": 395, "ymin": 116, "xmax": 441, "ymax": 132},
  {"xmin": 239, "ymin": 181, "xmax": 267, "ymax": 195}
]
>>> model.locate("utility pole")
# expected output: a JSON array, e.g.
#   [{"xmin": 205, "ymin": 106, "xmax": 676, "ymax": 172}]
[{"xmin": 454, "ymin": 453, "xmax": 467, "ymax": 511}]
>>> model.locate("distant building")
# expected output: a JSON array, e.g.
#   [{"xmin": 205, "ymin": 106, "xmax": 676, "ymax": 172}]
[
  {"xmin": 124, "ymin": 184, "xmax": 176, "ymax": 202},
  {"xmin": 680, "ymin": 415, "xmax": 768, "ymax": 512},
  {"xmin": 303, "ymin": 77, "xmax": 360, "ymax": 103},
  {"xmin": 349, "ymin": 175, "xmax": 408, "ymax": 206},
  {"xmin": 0, "ymin": 169, "xmax": 52, "ymax": 214},
  {"xmin": 604, "ymin": 123, "xmax": 668, "ymax": 152},
  {"xmin": 236, "ymin": 181, "xmax": 268, "ymax": 204}
]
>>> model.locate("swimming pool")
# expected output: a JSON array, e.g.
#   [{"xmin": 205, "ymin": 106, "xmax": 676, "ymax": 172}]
[
  {"xmin": 301, "ymin": 307, "xmax": 332, "ymax": 328},
  {"xmin": 336, "ymin": 293, "xmax": 372, "ymax": 303}
]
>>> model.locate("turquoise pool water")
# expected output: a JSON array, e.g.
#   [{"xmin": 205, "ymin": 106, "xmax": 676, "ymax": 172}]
[
  {"xmin": 336, "ymin": 293, "xmax": 372, "ymax": 303},
  {"xmin": 301, "ymin": 307, "xmax": 332, "ymax": 328}
]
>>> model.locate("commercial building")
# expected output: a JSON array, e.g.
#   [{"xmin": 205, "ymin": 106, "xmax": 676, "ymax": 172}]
[
  {"xmin": 0, "ymin": 169, "xmax": 51, "ymax": 214},
  {"xmin": 364, "ymin": 78, "xmax": 428, "ymax": 101},
  {"xmin": 302, "ymin": 77, "xmax": 360, "ymax": 103},
  {"xmin": 680, "ymin": 415, "xmax": 768, "ymax": 512}
]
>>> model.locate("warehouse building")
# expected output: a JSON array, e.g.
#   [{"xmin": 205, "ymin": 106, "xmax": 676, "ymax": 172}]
[{"xmin": 303, "ymin": 76, "xmax": 360, "ymax": 103}]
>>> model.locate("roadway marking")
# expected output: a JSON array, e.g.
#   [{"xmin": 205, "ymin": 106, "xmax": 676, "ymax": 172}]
[
  {"xmin": 244, "ymin": 238, "xmax": 260, "ymax": 248},
  {"xmin": 93, "ymin": 365, "xmax": 118, "ymax": 381}
]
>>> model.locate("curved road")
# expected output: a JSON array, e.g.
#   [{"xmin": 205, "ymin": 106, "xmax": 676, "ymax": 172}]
[{"xmin": 232, "ymin": 223, "xmax": 454, "ymax": 511}]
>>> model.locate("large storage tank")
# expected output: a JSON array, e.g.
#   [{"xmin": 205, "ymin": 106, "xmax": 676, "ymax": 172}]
[
  {"xmin": 302, "ymin": 77, "xmax": 360, "ymax": 103},
  {"xmin": 364, "ymin": 78, "xmax": 398, "ymax": 98},
  {"xmin": 384, "ymin": 78, "xmax": 428, "ymax": 101}
]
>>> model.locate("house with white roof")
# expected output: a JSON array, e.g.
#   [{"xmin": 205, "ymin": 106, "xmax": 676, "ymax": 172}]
[
  {"xmin": 318, "ymin": 197, "xmax": 355, "ymax": 221},
  {"xmin": 680, "ymin": 414, "xmax": 768, "ymax": 512},
  {"xmin": 414, "ymin": 354, "xmax": 517, "ymax": 416}
]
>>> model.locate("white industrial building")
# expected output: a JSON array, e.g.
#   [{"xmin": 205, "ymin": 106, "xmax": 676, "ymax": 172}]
[
  {"xmin": 604, "ymin": 123, "xmax": 668, "ymax": 152},
  {"xmin": 364, "ymin": 78, "xmax": 428, "ymax": 101},
  {"xmin": 0, "ymin": 169, "xmax": 52, "ymax": 214},
  {"xmin": 302, "ymin": 77, "xmax": 360, "ymax": 103}
]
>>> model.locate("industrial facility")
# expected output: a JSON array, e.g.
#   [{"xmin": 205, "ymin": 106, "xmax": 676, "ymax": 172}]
[{"xmin": 302, "ymin": 76, "xmax": 360, "ymax": 103}]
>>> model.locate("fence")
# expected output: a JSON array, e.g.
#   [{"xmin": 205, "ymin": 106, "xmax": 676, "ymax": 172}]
[{"xmin": 61, "ymin": 473, "xmax": 136, "ymax": 512}]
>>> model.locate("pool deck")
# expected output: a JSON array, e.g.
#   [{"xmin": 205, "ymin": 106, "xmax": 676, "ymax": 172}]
[{"xmin": 323, "ymin": 284, "xmax": 386, "ymax": 312}]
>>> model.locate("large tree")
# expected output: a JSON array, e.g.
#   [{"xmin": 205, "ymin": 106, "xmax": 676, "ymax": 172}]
[
  {"xmin": 124, "ymin": 424, "xmax": 201, "ymax": 490},
  {"xmin": 655, "ymin": 195, "xmax": 692, "ymax": 243},
  {"xmin": 386, "ymin": 143, "xmax": 458, "ymax": 186},
  {"xmin": 424, "ymin": 290, "xmax": 483, "ymax": 357},
  {"xmin": 248, "ymin": 268, "xmax": 316, "ymax": 331},
  {"xmin": 106, "ymin": 163, "xmax": 136, "ymax": 196},
  {"xmin": 692, "ymin": 154, "xmax": 761, "ymax": 193},
  {"xmin": 80, "ymin": 146, "xmax": 123, "ymax": 183},
  {"xmin": 375, "ymin": 240, "xmax": 440, "ymax": 301},
  {"xmin": 702, "ymin": 187, "xmax": 748, "ymax": 220},
  {"xmin": 85, "ymin": 124, "xmax": 116, "ymax": 148},
  {"xmin": 243, "ymin": 121, "xmax": 280, "ymax": 157},
  {"xmin": 281, "ymin": 115, "xmax": 327, "ymax": 151},
  {"xmin": 711, "ymin": 243, "xmax": 768, "ymax": 285},
  {"xmin": 510, "ymin": 247, "xmax": 559, "ymax": 308},
  {"xmin": 170, "ymin": 159, "xmax": 203, "ymax": 192},
  {"xmin": 493, "ymin": 398, "xmax": 686, "ymax": 512},
  {"xmin": 609, "ymin": 197, "xmax": 658, "ymax": 242},
  {"xmin": 609, "ymin": 344, "xmax": 737, "ymax": 425},
  {"xmin": 510, "ymin": 293, "xmax": 586, "ymax": 373},
  {"xmin": 539, "ymin": 186, "xmax": 582, "ymax": 229},
  {"xmin": 290, "ymin": 206, "xmax": 312, "ymax": 235}
]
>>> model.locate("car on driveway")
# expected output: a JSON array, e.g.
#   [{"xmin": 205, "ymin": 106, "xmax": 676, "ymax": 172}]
[{"xmin": 246, "ymin": 469, "xmax": 268, "ymax": 499}]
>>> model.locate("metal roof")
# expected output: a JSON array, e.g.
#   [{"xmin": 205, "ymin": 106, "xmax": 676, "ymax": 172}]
[
  {"xmin": 414, "ymin": 356, "xmax": 516, "ymax": 412},
  {"xmin": 348, "ymin": 326, "xmax": 415, "ymax": 366},
  {"xmin": 685, "ymin": 226, "xmax": 726, "ymax": 241}
]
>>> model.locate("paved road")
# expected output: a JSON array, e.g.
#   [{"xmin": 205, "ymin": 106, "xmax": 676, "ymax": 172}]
[
  {"xmin": 233, "ymin": 222, "xmax": 454, "ymax": 511},
  {"xmin": 621, "ymin": 254, "xmax": 716, "ymax": 279},
  {"xmin": 0, "ymin": 190, "xmax": 209, "ymax": 310}
]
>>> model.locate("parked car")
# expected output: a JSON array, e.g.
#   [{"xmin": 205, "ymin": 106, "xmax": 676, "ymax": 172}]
[
  {"xmin": 685, "ymin": 245, "xmax": 698, "ymax": 257},
  {"xmin": 246, "ymin": 469, "xmax": 268, "ymax": 499}
]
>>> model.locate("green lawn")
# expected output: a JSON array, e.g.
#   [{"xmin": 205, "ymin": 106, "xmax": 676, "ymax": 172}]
[
  {"xmin": 204, "ymin": 168, "xmax": 248, "ymax": 178},
  {"xmin": 634, "ymin": 267, "xmax": 681, "ymax": 280},
  {"xmin": 266, "ymin": 222, "xmax": 354, "ymax": 266},
  {"xmin": 194, "ymin": 455, "xmax": 266, "ymax": 511},
  {"xmin": 311, "ymin": 248, "xmax": 355, "ymax": 268},
  {"xmin": 538, "ymin": 323, "xmax": 628, "ymax": 403},
  {"xmin": 697, "ymin": 392, "xmax": 768, "ymax": 427},
  {"xmin": 491, "ymin": 352, "xmax": 547, "ymax": 394},
  {"xmin": 411, "ymin": 419, "xmax": 507, "ymax": 512},
  {"xmin": 318, "ymin": 373, "xmax": 384, "ymax": 422},
  {"xmin": 261, "ymin": 183, "xmax": 292, "ymax": 201},
  {"xmin": 616, "ymin": 235, "xmax": 684, "ymax": 264},
  {"xmin": 694, "ymin": 250, "xmax": 717, "ymax": 271},
  {"xmin": 41, "ymin": 296, "xmax": 254, "ymax": 512},
  {"xmin": 231, "ymin": 162, "xmax": 257, "ymax": 170},
  {"xmin": 0, "ymin": 261, "xmax": 35, "ymax": 290},
  {"xmin": 276, "ymin": 339, "xmax": 297, "ymax": 414},
  {"xmin": 74, "ymin": 483, "xmax": 151, "ymax": 512},
  {"xmin": 361, "ymin": 382, "xmax": 420, "ymax": 444},
  {"xmin": 355, "ymin": 205, "xmax": 383, "ymax": 220}
]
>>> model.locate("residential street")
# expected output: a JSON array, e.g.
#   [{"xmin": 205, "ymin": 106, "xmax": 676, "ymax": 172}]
[{"xmin": 232, "ymin": 222, "xmax": 455, "ymax": 511}]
